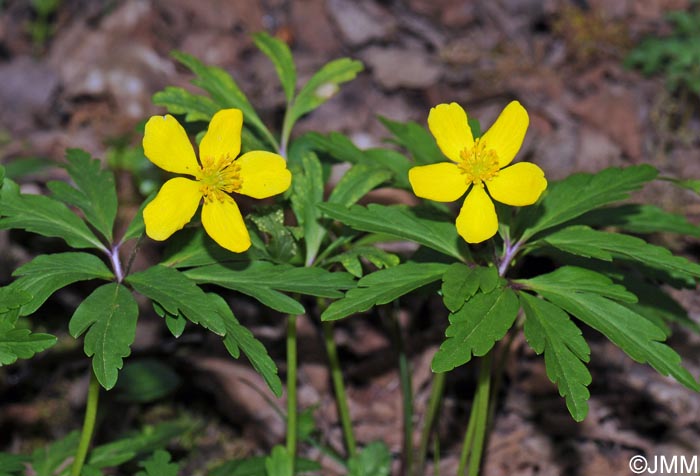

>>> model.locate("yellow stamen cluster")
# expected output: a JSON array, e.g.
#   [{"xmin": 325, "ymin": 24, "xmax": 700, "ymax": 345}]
[
  {"xmin": 199, "ymin": 155, "xmax": 243, "ymax": 203},
  {"xmin": 457, "ymin": 138, "xmax": 500, "ymax": 187}
]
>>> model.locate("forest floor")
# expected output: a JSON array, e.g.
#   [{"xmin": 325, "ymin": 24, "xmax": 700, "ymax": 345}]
[{"xmin": 1, "ymin": 0, "xmax": 700, "ymax": 475}]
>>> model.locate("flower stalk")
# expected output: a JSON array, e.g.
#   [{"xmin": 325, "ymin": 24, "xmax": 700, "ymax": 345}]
[{"xmin": 70, "ymin": 369, "xmax": 100, "ymax": 476}]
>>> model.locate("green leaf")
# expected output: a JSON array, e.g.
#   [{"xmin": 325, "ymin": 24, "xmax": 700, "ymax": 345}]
[
  {"xmin": 209, "ymin": 456, "xmax": 320, "ymax": 476},
  {"xmin": 0, "ymin": 453, "xmax": 26, "ymax": 475},
  {"xmin": 329, "ymin": 163, "xmax": 393, "ymax": 208},
  {"xmin": 298, "ymin": 131, "xmax": 365, "ymax": 164},
  {"xmin": 363, "ymin": 148, "xmax": 411, "ymax": 189},
  {"xmin": 253, "ymin": 32, "xmax": 297, "ymax": 103},
  {"xmin": 249, "ymin": 206, "xmax": 299, "ymax": 264},
  {"xmin": 0, "ymin": 179, "xmax": 105, "ymax": 250},
  {"xmin": 324, "ymin": 246, "xmax": 399, "ymax": 278},
  {"xmin": 126, "ymin": 265, "xmax": 226, "ymax": 335},
  {"xmin": 515, "ymin": 266, "xmax": 638, "ymax": 303},
  {"xmin": 322, "ymin": 262, "xmax": 448, "ymax": 321},
  {"xmin": 0, "ymin": 321, "xmax": 56, "ymax": 366},
  {"xmin": 152, "ymin": 86, "xmax": 219, "ymax": 122},
  {"xmin": 520, "ymin": 293, "xmax": 591, "ymax": 421},
  {"xmin": 347, "ymin": 441, "xmax": 391, "ymax": 476},
  {"xmin": 320, "ymin": 203, "xmax": 464, "ymax": 260},
  {"xmin": 114, "ymin": 359, "xmax": 181, "ymax": 403},
  {"xmin": 287, "ymin": 58, "xmax": 363, "ymax": 128},
  {"xmin": 441, "ymin": 264, "xmax": 498, "ymax": 313},
  {"xmin": 2, "ymin": 157, "xmax": 53, "ymax": 181},
  {"xmin": 69, "ymin": 283, "xmax": 138, "ymax": 390},
  {"xmin": 160, "ymin": 228, "xmax": 251, "ymax": 268},
  {"xmin": 265, "ymin": 446, "xmax": 293, "ymax": 476},
  {"xmin": 89, "ymin": 421, "xmax": 190, "ymax": 468},
  {"xmin": 517, "ymin": 165, "xmax": 658, "ymax": 241},
  {"xmin": 432, "ymin": 287, "xmax": 520, "ymax": 372},
  {"xmin": 213, "ymin": 294, "xmax": 283, "ymax": 397},
  {"xmin": 11, "ymin": 252, "xmax": 114, "ymax": 316},
  {"xmin": 378, "ymin": 116, "xmax": 442, "ymax": 165},
  {"xmin": 31, "ymin": 431, "xmax": 79, "ymax": 476},
  {"xmin": 665, "ymin": 177, "xmax": 700, "ymax": 195},
  {"xmin": 0, "ymin": 286, "xmax": 31, "ymax": 316},
  {"xmin": 136, "ymin": 450, "xmax": 179, "ymax": 476},
  {"xmin": 171, "ymin": 51, "xmax": 277, "ymax": 149},
  {"xmin": 538, "ymin": 225, "xmax": 700, "ymax": 280},
  {"xmin": 528, "ymin": 281, "xmax": 699, "ymax": 391},
  {"xmin": 48, "ymin": 149, "xmax": 118, "ymax": 242},
  {"xmin": 578, "ymin": 204, "xmax": 700, "ymax": 236},
  {"xmin": 289, "ymin": 150, "xmax": 325, "ymax": 266}
]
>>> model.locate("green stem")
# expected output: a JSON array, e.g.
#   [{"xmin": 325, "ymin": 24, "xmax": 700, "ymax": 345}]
[
  {"xmin": 457, "ymin": 353, "xmax": 492, "ymax": 476},
  {"xmin": 390, "ymin": 312, "xmax": 413, "ymax": 475},
  {"xmin": 322, "ymin": 321, "xmax": 357, "ymax": 457},
  {"xmin": 415, "ymin": 371, "xmax": 446, "ymax": 476},
  {"xmin": 286, "ymin": 314, "xmax": 298, "ymax": 473},
  {"xmin": 71, "ymin": 369, "xmax": 100, "ymax": 476}
]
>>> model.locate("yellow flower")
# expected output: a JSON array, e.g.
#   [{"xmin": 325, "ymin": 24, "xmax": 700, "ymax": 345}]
[
  {"xmin": 408, "ymin": 101, "xmax": 547, "ymax": 243},
  {"xmin": 142, "ymin": 109, "xmax": 292, "ymax": 252}
]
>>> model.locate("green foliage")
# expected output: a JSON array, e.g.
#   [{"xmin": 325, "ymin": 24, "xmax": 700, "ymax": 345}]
[
  {"xmin": 320, "ymin": 203, "xmax": 464, "ymax": 260},
  {"xmin": 208, "ymin": 455, "xmax": 320, "ymax": 476},
  {"xmin": 0, "ymin": 321, "xmax": 56, "ymax": 366},
  {"xmin": 152, "ymin": 86, "xmax": 219, "ymax": 123},
  {"xmin": 578, "ymin": 204, "xmax": 700, "ymax": 236},
  {"xmin": 521, "ymin": 293, "xmax": 591, "ymax": 421},
  {"xmin": 440, "ymin": 264, "xmax": 498, "ymax": 313},
  {"xmin": 126, "ymin": 265, "xmax": 226, "ymax": 335},
  {"xmin": 69, "ymin": 283, "xmax": 139, "ymax": 390},
  {"xmin": 378, "ymin": 116, "xmax": 443, "ymax": 165},
  {"xmin": 324, "ymin": 246, "xmax": 399, "ymax": 278},
  {"xmin": 626, "ymin": 6, "xmax": 700, "ymax": 95},
  {"xmin": 30, "ymin": 431, "xmax": 80, "ymax": 476},
  {"xmin": 265, "ymin": 446, "xmax": 293, "ymax": 476},
  {"xmin": 432, "ymin": 287, "xmax": 520, "ymax": 373},
  {"xmin": 0, "ymin": 286, "xmax": 31, "ymax": 315},
  {"xmin": 136, "ymin": 450, "xmax": 179, "ymax": 476},
  {"xmin": 114, "ymin": 359, "xmax": 181, "ymax": 403},
  {"xmin": 289, "ymin": 151, "xmax": 325, "ymax": 266},
  {"xmin": 253, "ymin": 32, "xmax": 296, "ymax": 103},
  {"xmin": 328, "ymin": 163, "xmax": 393, "ymax": 208},
  {"xmin": 248, "ymin": 207, "xmax": 299, "ymax": 263},
  {"xmin": 160, "ymin": 228, "xmax": 250, "ymax": 268},
  {"xmin": 347, "ymin": 442, "xmax": 391, "ymax": 476},
  {"xmin": 322, "ymin": 262, "xmax": 448, "ymax": 321}
]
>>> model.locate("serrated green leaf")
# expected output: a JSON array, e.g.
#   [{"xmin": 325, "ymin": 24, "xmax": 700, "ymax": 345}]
[
  {"xmin": 253, "ymin": 32, "xmax": 296, "ymax": 103},
  {"xmin": 329, "ymin": 163, "xmax": 393, "ymax": 208},
  {"xmin": 363, "ymin": 148, "xmax": 411, "ymax": 188},
  {"xmin": 286, "ymin": 58, "xmax": 363, "ymax": 130},
  {"xmin": 212, "ymin": 294, "xmax": 282, "ymax": 397},
  {"xmin": 0, "ymin": 286, "xmax": 31, "ymax": 316},
  {"xmin": 320, "ymin": 203, "xmax": 464, "ymax": 260},
  {"xmin": 347, "ymin": 441, "xmax": 391, "ymax": 476},
  {"xmin": 114, "ymin": 359, "xmax": 180, "ymax": 403},
  {"xmin": 289, "ymin": 150, "xmax": 325, "ymax": 266},
  {"xmin": 160, "ymin": 228, "xmax": 251, "ymax": 268},
  {"xmin": 665, "ymin": 177, "xmax": 700, "ymax": 195},
  {"xmin": 0, "ymin": 321, "xmax": 56, "ymax": 366},
  {"xmin": 0, "ymin": 453, "xmax": 26, "ymax": 474},
  {"xmin": 31, "ymin": 431, "xmax": 79, "ymax": 476},
  {"xmin": 2, "ymin": 157, "xmax": 53, "ymax": 181},
  {"xmin": 516, "ymin": 266, "xmax": 638, "ymax": 303},
  {"xmin": 49, "ymin": 149, "xmax": 118, "ymax": 242},
  {"xmin": 0, "ymin": 179, "xmax": 105, "ymax": 250},
  {"xmin": 126, "ymin": 265, "xmax": 226, "ymax": 335},
  {"xmin": 89, "ymin": 421, "xmax": 190, "ymax": 468},
  {"xmin": 533, "ymin": 285, "xmax": 699, "ymax": 391},
  {"xmin": 322, "ymin": 262, "xmax": 448, "ymax": 321},
  {"xmin": 432, "ymin": 287, "xmax": 519, "ymax": 373},
  {"xmin": 152, "ymin": 86, "xmax": 219, "ymax": 122},
  {"xmin": 441, "ymin": 264, "xmax": 481, "ymax": 313},
  {"xmin": 69, "ymin": 283, "xmax": 138, "ymax": 390},
  {"xmin": 578, "ymin": 204, "xmax": 700, "ymax": 236},
  {"xmin": 265, "ymin": 446, "xmax": 293, "ymax": 476},
  {"xmin": 171, "ymin": 51, "xmax": 278, "ymax": 149},
  {"xmin": 11, "ymin": 252, "xmax": 114, "ymax": 316},
  {"xmin": 209, "ymin": 456, "xmax": 320, "ymax": 476},
  {"xmin": 136, "ymin": 450, "xmax": 179, "ymax": 476},
  {"xmin": 378, "ymin": 116, "xmax": 442, "ymax": 165},
  {"xmin": 298, "ymin": 131, "xmax": 365, "ymax": 164},
  {"xmin": 517, "ymin": 165, "xmax": 658, "ymax": 241},
  {"xmin": 538, "ymin": 225, "xmax": 700, "ymax": 280},
  {"xmin": 248, "ymin": 207, "xmax": 299, "ymax": 263},
  {"xmin": 325, "ymin": 246, "xmax": 399, "ymax": 278},
  {"xmin": 520, "ymin": 293, "xmax": 591, "ymax": 421}
]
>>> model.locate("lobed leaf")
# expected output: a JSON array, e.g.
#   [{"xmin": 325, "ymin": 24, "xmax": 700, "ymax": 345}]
[
  {"xmin": 0, "ymin": 322, "xmax": 57, "ymax": 366},
  {"xmin": 69, "ymin": 283, "xmax": 139, "ymax": 390},
  {"xmin": 160, "ymin": 228, "xmax": 251, "ymax": 268},
  {"xmin": 441, "ymin": 264, "xmax": 499, "ymax": 313},
  {"xmin": 328, "ymin": 163, "xmax": 393, "ymax": 208},
  {"xmin": 378, "ymin": 116, "xmax": 442, "ymax": 165},
  {"xmin": 126, "ymin": 265, "xmax": 226, "ymax": 335},
  {"xmin": 136, "ymin": 451, "xmax": 179, "ymax": 476},
  {"xmin": 322, "ymin": 262, "xmax": 448, "ymax": 321},
  {"xmin": 432, "ymin": 287, "xmax": 520, "ymax": 372},
  {"xmin": 152, "ymin": 86, "xmax": 219, "ymax": 122},
  {"xmin": 253, "ymin": 32, "xmax": 297, "ymax": 103},
  {"xmin": 324, "ymin": 246, "xmax": 399, "ymax": 278},
  {"xmin": 320, "ymin": 203, "xmax": 464, "ymax": 260},
  {"xmin": 30, "ymin": 431, "xmax": 80, "ymax": 476},
  {"xmin": 208, "ymin": 456, "xmax": 320, "ymax": 476},
  {"xmin": 347, "ymin": 441, "xmax": 392, "ymax": 476},
  {"xmin": 520, "ymin": 293, "xmax": 591, "ymax": 421},
  {"xmin": 577, "ymin": 204, "xmax": 700, "ymax": 236},
  {"xmin": 0, "ymin": 286, "xmax": 31, "ymax": 317},
  {"xmin": 289, "ymin": 151, "xmax": 325, "ymax": 266},
  {"xmin": 264, "ymin": 446, "xmax": 293, "ymax": 476}
]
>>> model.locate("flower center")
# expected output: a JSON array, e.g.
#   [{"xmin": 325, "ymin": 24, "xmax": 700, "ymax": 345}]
[
  {"xmin": 198, "ymin": 155, "xmax": 243, "ymax": 203},
  {"xmin": 457, "ymin": 138, "xmax": 500, "ymax": 187}
]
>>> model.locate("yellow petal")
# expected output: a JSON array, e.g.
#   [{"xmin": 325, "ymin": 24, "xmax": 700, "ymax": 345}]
[
  {"xmin": 143, "ymin": 115, "xmax": 200, "ymax": 175},
  {"xmin": 427, "ymin": 102, "xmax": 474, "ymax": 162},
  {"xmin": 486, "ymin": 162, "xmax": 547, "ymax": 206},
  {"xmin": 456, "ymin": 186, "xmax": 498, "ymax": 243},
  {"xmin": 199, "ymin": 109, "xmax": 243, "ymax": 164},
  {"xmin": 201, "ymin": 196, "xmax": 251, "ymax": 252},
  {"xmin": 480, "ymin": 101, "xmax": 529, "ymax": 168},
  {"xmin": 143, "ymin": 178, "xmax": 202, "ymax": 241},
  {"xmin": 236, "ymin": 151, "xmax": 292, "ymax": 199},
  {"xmin": 408, "ymin": 163, "xmax": 468, "ymax": 202}
]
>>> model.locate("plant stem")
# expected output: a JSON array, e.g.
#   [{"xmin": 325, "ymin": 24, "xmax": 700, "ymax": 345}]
[
  {"xmin": 390, "ymin": 312, "xmax": 414, "ymax": 475},
  {"xmin": 322, "ymin": 321, "xmax": 357, "ymax": 458},
  {"xmin": 457, "ymin": 352, "xmax": 492, "ymax": 476},
  {"xmin": 286, "ymin": 314, "xmax": 298, "ymax": 473},
  {"xmin": 71, "ymin": 369, "xmax": 100, "ymax": 476},
  {"xmin": 415, "ymin": 371, "xmax": 446, "ymax": 476},
  {"xmin": 108, "ymin": 245, "xmax": 124, "ymax": 283}
]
